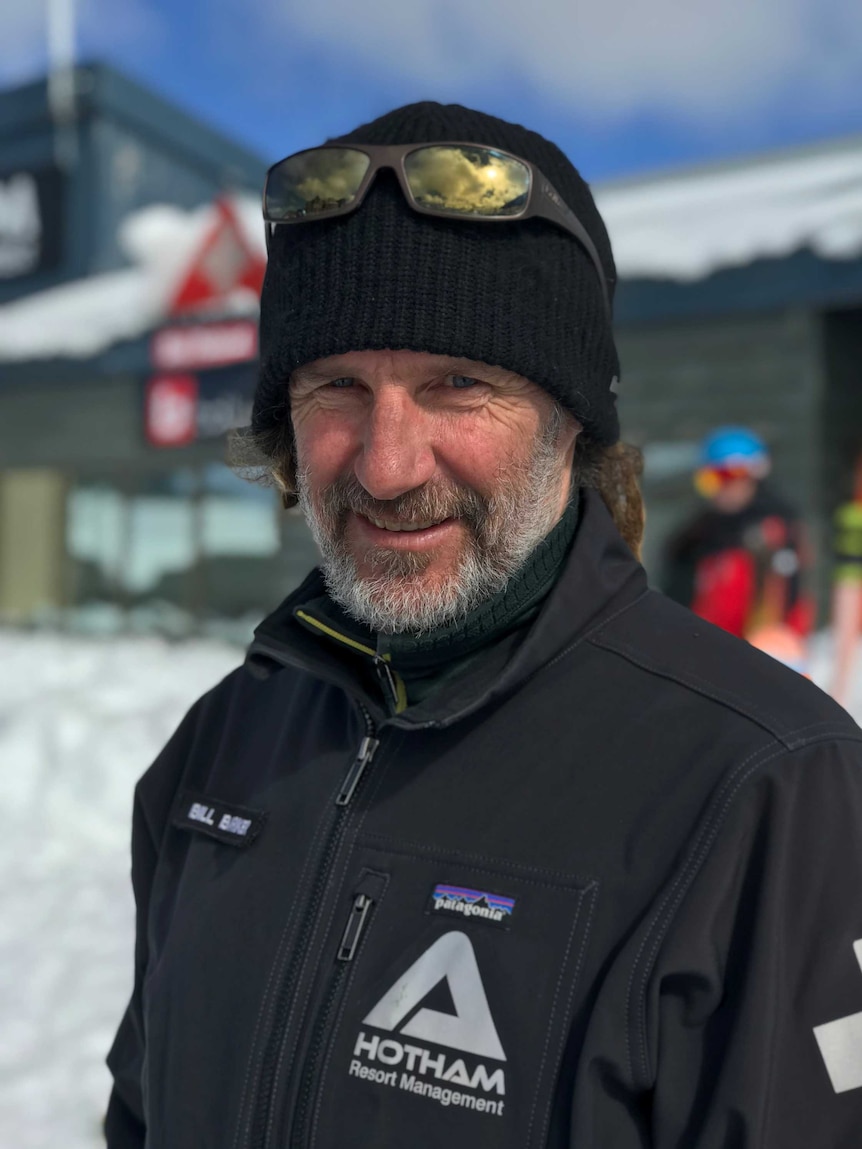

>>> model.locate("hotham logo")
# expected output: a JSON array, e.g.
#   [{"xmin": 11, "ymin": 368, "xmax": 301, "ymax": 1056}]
[
  {"xmin": 814, "ymin": 939, "xmax": 862, "ymax": 1093},
  {"xmin": 350, "ymin": 931, "xmax": 507, "ymax": 1116}
]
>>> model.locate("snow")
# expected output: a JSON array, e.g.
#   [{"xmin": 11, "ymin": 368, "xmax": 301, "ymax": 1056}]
[
  {"xmin": 0, "ymin": 632, "xmax": 240, "ymax": 1148},
  {"xmin": 0, "ymin": 196, "xmax": 266, "ymax": 362},
  {"xmin": 0, "ymin": 269, "xmax": 155, "ymax": 360},
  {"xmin": 1, "ymin": 135, "xmax": 861, "ymax": 362},
  {"xmin": 1, "ymin": 626, "xmax": 860, "ymax": 1146},
  {"xmin": 597, "ymin": 140, "xmax": 862, "ymax": 281}
]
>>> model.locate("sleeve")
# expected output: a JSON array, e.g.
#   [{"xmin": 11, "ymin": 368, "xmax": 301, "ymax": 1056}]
[
  {"xmin": 641, "ymin": 738, "xmax": 862, "ymax": 1148},
  {"xmin": 104, "ymin": 702, "xmax": 205, "ymax": 1147}
]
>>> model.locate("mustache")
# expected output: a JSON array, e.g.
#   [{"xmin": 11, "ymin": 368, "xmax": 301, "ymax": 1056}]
[{"xmin": 318, "ymin": 474, "xmax": 488, "ymax": 532}]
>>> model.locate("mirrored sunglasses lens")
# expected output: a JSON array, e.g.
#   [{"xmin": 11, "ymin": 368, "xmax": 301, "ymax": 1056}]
[
  {"xmin": 404, "ymin": 146, "xmax": 530, "ymax": 217},
  {"xmin": 265, "ymin": 149, "xmax": 371, "ymax": 220}
]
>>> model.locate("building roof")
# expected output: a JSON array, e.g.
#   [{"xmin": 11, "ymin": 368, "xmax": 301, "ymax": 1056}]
[
  {"xmin": 598, "ymin": 133, "xmax": 862, "ymax": 283},
  {"xmin": 0, "ymin": 62, "xmax": 266, "ymax": 189}
]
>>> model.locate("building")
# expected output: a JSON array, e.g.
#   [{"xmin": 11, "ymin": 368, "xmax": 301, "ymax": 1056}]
[
  {"xmin": 2, "ymin": 65, "xmax": 862, "ymax": 630},
  {"xmin": 604, "ymin": 142, "xmax": 862, "ymax": 593},
  {"xmin": 0, "ymin": 64, "xmax": 317, "ymax": 633}
]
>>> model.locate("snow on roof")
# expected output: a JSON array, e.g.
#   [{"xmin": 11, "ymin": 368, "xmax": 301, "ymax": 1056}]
[
  {"xmin": 0, "ymin": 197, "xmax": 266, "ymax": 363},
  {"xmin": 1, "ymin": 137, "xmax": 861, "ymax": 363},
  {"xmin": 596, "ymin": 136, "xmax": 862, "ymax": 281},
  {"xmin": 0, "ymin": 268, "xmax": 155, "ymax": 360}
]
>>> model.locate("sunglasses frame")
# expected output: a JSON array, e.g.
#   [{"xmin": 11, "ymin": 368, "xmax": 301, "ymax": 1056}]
[{"xmin": 262, "ymin": 142, "xmax": 611, "ymax": 317}]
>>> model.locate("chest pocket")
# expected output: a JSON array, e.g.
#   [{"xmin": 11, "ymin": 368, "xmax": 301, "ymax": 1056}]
[{"xmin": 304, "ymin": 836, "xmax": 597, "ymax": 1149}]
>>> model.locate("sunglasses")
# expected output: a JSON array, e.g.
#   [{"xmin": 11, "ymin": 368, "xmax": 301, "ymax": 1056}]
[
  {"xmin": 262, "ymin": 142, "xmax": 611, "ymax": 317},
  {"xmin": 694, "ymin": 465, "xmax": 756, "ymax": 498}
]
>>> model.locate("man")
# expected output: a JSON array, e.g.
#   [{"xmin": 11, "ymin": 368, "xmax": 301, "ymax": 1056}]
[
  {"xmin": 663, "ymin": 426, "xmax": 813, "ymax": 670},
  {"xmin": 107, "ymin": 104, "xmax": 862, "ymax": 1148}
]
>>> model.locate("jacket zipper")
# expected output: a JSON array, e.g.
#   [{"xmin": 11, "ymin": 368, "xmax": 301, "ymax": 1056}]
[
  {"xmin": 248, "ymin": 705, "xmax": 379, "ymax": 1149},
  {"xmin": 290, "ymin": 874, "xmax": 385, "ymax": 1148},
  {"xmin": 336, "ymin": 736, "xmax": 380, "ymax": 806}
]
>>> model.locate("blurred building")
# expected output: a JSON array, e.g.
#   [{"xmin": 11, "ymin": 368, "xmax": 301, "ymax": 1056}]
[
  {"xmin": 601, "ymin": 144, "xmax": 862, "ymax": 604},
  {"xmin": 2, "ymin": 64, "xmax": 862, "ymax": 630},
  {"xmin": 0, "ymin": 64, "xmax": 317, "ymax": 634}
]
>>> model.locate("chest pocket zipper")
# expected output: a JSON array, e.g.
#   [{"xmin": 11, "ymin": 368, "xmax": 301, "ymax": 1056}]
[
  {"xmin": 338, "ymin": 892, "xmax": 374, "ymax": 962},
  {"xmin": 290, "ymin": 870, "xmax": 389, "ymax": 1148}
]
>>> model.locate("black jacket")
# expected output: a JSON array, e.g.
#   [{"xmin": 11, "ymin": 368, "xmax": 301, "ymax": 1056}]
[{"xmin": 107, "ymin": 491, "xmax": 862, "ymax": 1148}]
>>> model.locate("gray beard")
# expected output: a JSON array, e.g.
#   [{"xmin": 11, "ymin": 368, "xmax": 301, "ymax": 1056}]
[{"xmin": 297, "ymin": 410, "xmax": 569, "ymax": 635}]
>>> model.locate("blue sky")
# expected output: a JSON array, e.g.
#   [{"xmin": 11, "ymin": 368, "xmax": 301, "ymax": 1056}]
[{"xmin": 2, "ymin": 0, "xmax": 862, "ymax": 182}]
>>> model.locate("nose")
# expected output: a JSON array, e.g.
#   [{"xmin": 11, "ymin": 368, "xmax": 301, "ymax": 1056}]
[{"xmin": 353, "ymin": 385, "xmax": 437, "ymax": 501}]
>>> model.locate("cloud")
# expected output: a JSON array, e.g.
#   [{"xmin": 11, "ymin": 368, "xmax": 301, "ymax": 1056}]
[
  {"xmin": 0, "ymin": 0, "xmax": 165, "ymax": 86},
  {"xmin": 257, "ymin": 0, "xmax": 862, "ymax": 129}
]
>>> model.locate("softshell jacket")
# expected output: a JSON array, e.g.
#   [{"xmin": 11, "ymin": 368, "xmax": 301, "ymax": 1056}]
[{"xmin": 107, "ymin": 491, "xmax": 862, "ymax": 1148}]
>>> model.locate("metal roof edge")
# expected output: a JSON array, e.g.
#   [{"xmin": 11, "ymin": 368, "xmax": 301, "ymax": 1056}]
[
  {"xmin": 595, "ymin": 130, "xmax": 862, "ymax": 195},
  {"xmin": 0, "ymin": 62, "xmax": 267, "ymax": 187},
  {"xmin": 79, "ymin": 62, "xmax": 267, "ymax": 186}
]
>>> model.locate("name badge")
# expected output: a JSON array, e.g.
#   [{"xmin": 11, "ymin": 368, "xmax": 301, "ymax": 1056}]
[{"xmin": 172, "ymin": 789, "xmax": 267, "ymax": 848}]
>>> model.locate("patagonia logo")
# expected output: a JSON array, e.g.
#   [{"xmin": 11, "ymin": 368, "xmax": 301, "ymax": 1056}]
[
  {"xmin": 427, "ymin": 884, "xmax": 515, "ymax": 929},
  {"xmin": 172, "ymin": 790, "xmax": 266, "ymax": 848}
]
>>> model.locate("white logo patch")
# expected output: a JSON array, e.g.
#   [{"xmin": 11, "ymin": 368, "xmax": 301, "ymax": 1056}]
[
  {"xmin": 814, "ymin": 939, "xmax": 862, "ymax": 1093},
  {"xmin": 364, "ymin": 930, "xmax": 505, "ymax": 1061}
]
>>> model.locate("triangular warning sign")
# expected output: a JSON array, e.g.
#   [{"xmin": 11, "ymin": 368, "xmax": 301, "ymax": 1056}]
[
  {"xmin": 169, "ymin": 197, "xmax": 265, "ymax": 315},
  {"xmin": 363, "ymin": 931, "xmax": 506, "ymax": 1061}
]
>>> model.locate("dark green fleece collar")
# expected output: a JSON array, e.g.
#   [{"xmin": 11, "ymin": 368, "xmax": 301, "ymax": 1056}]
[{"xmin": 294, "ymin": 500, "xmax": 578, "ymax": 708}]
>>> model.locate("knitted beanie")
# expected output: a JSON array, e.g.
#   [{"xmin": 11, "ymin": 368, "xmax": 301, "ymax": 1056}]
[{"xmin": 254, "ymin": 102, "xmax": 620, "ymax": 445}]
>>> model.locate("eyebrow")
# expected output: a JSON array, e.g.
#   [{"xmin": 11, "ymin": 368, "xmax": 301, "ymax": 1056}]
[{"xmin": 289, "ymin": 365, "xmax": 338, "ymax": 388}]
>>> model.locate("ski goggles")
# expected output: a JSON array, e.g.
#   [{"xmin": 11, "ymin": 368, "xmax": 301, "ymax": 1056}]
[
  {"xmin": 262, "ymin": 142, "xmax": 611, "ymax": 316},
  {"xmin": 694, "ymin": 464, "xmax": 757, "ymax": 498}
]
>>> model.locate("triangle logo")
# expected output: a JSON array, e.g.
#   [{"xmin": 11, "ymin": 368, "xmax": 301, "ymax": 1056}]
[{"xmin": 363, "ymin": 930, "xmax": 506, "ymax": 1061}]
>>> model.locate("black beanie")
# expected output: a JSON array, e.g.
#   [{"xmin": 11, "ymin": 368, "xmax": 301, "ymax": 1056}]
[{"xmin": 254, "ymin": 102, "xmax": 620, "ymax": 445}]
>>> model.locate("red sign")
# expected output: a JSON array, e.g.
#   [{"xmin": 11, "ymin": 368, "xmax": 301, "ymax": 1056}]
[
  {"xmin": 151, "ymin": 320, "xmax": 258, "ymax": 371},
  {"xmin": 145, "ymin": 375, "xmax": 199, "ymax": 447},
  {"xmin": 169, "ymin": 197, "xmax": 266, "ymax": 315}
]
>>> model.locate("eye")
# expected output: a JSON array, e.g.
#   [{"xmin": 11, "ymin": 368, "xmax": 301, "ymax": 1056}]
[
  {"xmin": 449, "ymin": 374, "xmax": 481, "ymax": 390},
  {"xmin": 326, "ymin": 377, "xmax": 355, "ymax": 388}
]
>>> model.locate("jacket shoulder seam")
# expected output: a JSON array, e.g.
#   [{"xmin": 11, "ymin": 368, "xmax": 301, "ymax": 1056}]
[{"xmin": 587, "ymin": 629, "xmax": 859, "ymax": 750}]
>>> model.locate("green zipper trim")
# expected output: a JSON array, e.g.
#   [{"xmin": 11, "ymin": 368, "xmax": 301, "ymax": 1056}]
[
  {"xmin": 393, "ymin": 674, "xmax": 408, "ymax": 714},
  {"xmin": 295, "ymin": 610, "xmax": 408, "ymax": 714},
  {"xmin": 295, "ymin": 611, "xmax": 378, "ymax": 657}
]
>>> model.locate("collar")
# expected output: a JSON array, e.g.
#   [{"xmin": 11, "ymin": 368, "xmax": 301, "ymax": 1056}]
[
  {"xmin": 288, "ymin": 502, "xmax": 578, "ymax": 714},
  {"xmin": 377, "ymin": 500, "xmax": 579, "ymax": 674},
  {"xmin": 246, "ymin": 490, "xmax": 648, "ymax": 730}
]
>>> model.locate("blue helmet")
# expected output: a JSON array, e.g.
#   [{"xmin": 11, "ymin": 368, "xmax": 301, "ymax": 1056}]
[{"xmin": 698, "ymin": 427, "xmax": 770, "ymax": 476}]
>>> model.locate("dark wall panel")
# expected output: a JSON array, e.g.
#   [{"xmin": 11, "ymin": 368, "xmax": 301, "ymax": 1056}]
[{"xmin": 615, "ymin": 308, "xmax": 825, "ymax": 593}]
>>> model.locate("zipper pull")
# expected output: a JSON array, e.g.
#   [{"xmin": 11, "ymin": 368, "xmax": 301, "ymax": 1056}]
[
  {"xmin": 373, "ymin": 655, "xmax": 401, "ymax": 712},
  {"xmin": 335, "ymin": 736, "xmax": 380, "ymax": 807},
  {"xmin": 337, "ymin": 893, "xmax": 373, "ymax": 962}
]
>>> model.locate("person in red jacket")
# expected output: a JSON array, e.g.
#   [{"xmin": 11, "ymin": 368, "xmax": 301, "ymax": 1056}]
[{"xmin": 663, "ymin": 427, "xmax": 813, "ymax": 670}]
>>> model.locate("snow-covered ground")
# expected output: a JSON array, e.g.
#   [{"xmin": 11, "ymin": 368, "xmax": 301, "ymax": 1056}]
[
  {"xmin": 0, "ymin": 632, "xmax": 241, "ymax": 1149},
  {"xmin": 1, "ymin": 628, "xmax": 860, "ymax": 1147}
]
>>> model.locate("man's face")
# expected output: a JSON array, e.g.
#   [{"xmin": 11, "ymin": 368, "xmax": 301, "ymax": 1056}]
[
  {"xmin": 289, "ymin": 350, "xmax": 580, "ymax": 633},
  {"xmin": 710, "ymin": 476, "xmax": 758, "ymax": 514}
]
